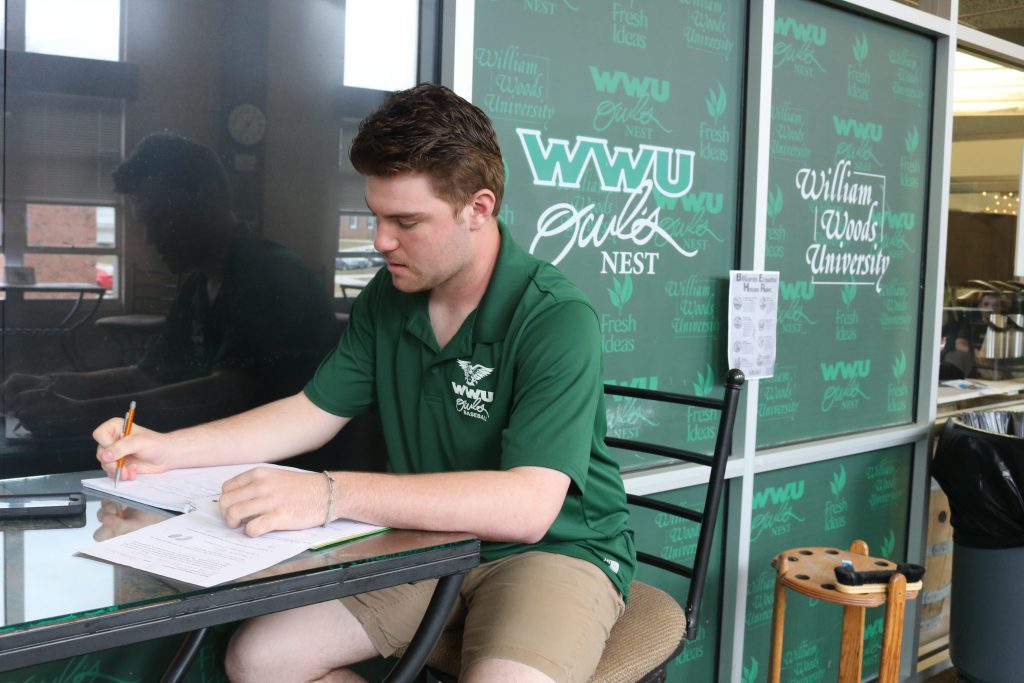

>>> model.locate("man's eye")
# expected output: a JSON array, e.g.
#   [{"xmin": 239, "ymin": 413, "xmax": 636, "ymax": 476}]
[{"xmin": 397, "ymin": 221, "xmax": 417, "ymax": 229}]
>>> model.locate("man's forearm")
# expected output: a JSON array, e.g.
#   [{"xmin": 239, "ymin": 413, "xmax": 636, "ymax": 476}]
[
  {"xmin": 52, "ymin": 366, "xmax": 160, "ymax": 399},
  {"xmin": 165, "ymin": 392, "xmax": 349, "ymax": 469},
  {"xmin": 328, "ymin": 467, "xmax": 570, "ymax": 544}
]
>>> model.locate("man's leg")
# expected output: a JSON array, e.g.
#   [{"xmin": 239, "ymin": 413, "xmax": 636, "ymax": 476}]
[
  {"xmin": 224, "ymin": 599, "xmax": 377, "ymax": 683},
  {"xmin": 462, "ymin": 658, "xmax": 557, "ymax": 683},
  {"xmin": 457, "ymin": 552, "xmax": 624, "ymax": 683}
]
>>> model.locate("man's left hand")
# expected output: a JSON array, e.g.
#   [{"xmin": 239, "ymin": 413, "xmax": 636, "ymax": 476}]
[{"xmin": 219, "ymin": 467, "xmax": 330, "ymax": 536}]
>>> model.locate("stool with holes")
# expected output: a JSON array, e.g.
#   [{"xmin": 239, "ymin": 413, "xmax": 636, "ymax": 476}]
[{"xmin": 768, "ymin": 539, "xmax": 921, "ymax": 683}]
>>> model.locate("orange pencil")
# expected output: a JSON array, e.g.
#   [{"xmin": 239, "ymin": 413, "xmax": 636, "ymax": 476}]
[{"xmin": 113, "ymin": 400, "xmax": 136, "ymax": 488}]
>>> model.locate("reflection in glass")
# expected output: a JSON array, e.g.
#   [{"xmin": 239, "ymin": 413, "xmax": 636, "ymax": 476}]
[
  {"xmin": 1, "ymin": 1, "xmax": 435, "ymax": 474},
  {"xmin": 26, "ymin": 0, "xmax": 120, "ymax": 61},
  {"xmin": 343, "ymin": 0, "xmax": 419, "ymax": 91},
  {"xmin": 336, "ymin": 211, "xmax": 378, "ymax": 299},
  {"xmin": 22, "ymin": 501, "xmax": 113, "ymax": 622},
  {"xmin": 23, "ymin": 253, "xmax": 112, "ymax": 297},
  {"xmin": 3, "ymin": 133, "xmax": 342, "ymax": 439},
  {"xmin": 28, "ymin": 204, "xmax": 117, "ymax": 248}
]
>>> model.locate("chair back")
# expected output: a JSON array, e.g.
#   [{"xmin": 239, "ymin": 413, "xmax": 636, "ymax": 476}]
[
  {"xmin": 603, "ymin": 368, "xmax": 744, "ymax": 640},
  {"xmin": 126, "ymin": 266, "xmax": 178, "ymax": 315},
  {"xmin": 423, "ymin": 369, "xmax": 745, "ymax": 683}
]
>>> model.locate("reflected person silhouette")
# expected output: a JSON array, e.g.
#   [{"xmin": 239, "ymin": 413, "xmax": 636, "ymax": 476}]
[{"xmin": 4, "ymin": 133, "xmax": 340, "ymax": 440}]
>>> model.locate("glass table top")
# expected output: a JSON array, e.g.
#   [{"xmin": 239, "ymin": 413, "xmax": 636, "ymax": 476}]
[{"xmin": 0, "ymin": 470, "xmax": 475, "ymax": 633}]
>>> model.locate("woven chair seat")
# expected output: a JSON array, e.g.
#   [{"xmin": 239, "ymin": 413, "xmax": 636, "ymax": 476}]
[
  {"xmin": 425, "ymin": 580, "xmax": 686, "ymax": 683},
  {"xmin": 95, "ymin": 313, "xmax": 167, "ymax": 332},
  {"xmin": 590, "ymin": 581, "xmax": 685, "ymax": 683}
]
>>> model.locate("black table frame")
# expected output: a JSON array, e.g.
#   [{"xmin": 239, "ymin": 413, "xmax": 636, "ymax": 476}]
[
  {"xmin": 0, "ymin": 282, "xmax": 107, "ymax": 369},
  {"xmin": 0, "ymin": 534, "xmax": 479, "ymax": 682}
]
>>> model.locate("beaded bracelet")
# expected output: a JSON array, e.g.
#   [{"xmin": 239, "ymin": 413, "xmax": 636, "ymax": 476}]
[{"xmin": 322, "ymin": 470, "xmax": 335, "ymax": 528}]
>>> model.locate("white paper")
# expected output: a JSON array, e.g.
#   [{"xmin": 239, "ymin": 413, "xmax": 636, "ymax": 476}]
[
  {"xmin": 82, "ymin": 463, "xmax": 301, "ymax": 511},
  {"xmin": 267, "ymin": 519, "xmax": 388, "ymax": 550},
  {"xmin": 80, "ymin": 465, "xmax": 388, "ymax": 585},
  {"xmin": 79, "ymin": 509, "xmax": 308, "ymax": 587},
  {"xmin": 181, "ymin": 498, "xmax": 386, "ymax": 550},
  {"xmin": 728, "ymin": 271, "xmax": 779, "ymax": 379}
]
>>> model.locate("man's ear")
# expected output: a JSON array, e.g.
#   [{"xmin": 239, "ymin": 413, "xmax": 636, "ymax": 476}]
[{"xmin": 465, "ymin": 189, "xmax": 496, "ymax": 229}]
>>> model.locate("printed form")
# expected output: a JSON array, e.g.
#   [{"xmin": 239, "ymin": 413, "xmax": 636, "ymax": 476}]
[
  {"xmin": 80, "ymin": 466, "xmax": 386, "ymax": 586},
  {"xmin": 80, "ymin": 507, "xmax": 309, "ymax": 587}
]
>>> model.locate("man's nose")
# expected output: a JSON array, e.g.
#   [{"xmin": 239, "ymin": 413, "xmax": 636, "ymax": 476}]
[{"xmin": 374, "ymin": 226, "xmax": 398, "ymax": 253}]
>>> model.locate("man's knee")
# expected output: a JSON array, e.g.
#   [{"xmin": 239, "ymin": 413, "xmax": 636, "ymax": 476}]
[
  {"xmin": 224, "ymin": 623, "xmax": 267, "ymax": 683},
  {"xmin": 224, "ymin": 602, "xmax": 378, "ymax": 683}
]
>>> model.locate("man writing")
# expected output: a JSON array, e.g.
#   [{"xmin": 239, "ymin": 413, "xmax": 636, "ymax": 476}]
[{"xmin": 94, "ymin": 84, "xmax": 635, "ymax": 683}]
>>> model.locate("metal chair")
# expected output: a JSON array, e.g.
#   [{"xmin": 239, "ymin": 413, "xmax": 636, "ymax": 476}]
[{"xmin": 423, "ymin": 369, "xmax": 745, "ymax": 682}]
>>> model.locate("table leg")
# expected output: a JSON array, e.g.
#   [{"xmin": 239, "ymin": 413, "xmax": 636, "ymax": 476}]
[
  {"xmin": 384, "ymin": 572, "xmax": 466, "ymax": 683},
  {"xmin": 64, "ymin": 290, "xmax": 105, "ymax": 370},
  {"xmin": 159, "ymin": 627, "xmax": 209, "ymax": 683}
]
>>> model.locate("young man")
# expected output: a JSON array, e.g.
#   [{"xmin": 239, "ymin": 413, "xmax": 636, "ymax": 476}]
[
  {"xmin": 94, "ymin": 84, "xmax": 635, "ymax": 683},
  {"xmin": 6, "ymin": 133, "xmax": 339, "ymax": 438}
]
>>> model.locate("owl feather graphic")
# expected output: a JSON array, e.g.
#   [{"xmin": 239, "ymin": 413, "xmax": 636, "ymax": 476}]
[{"xmin": 457, "ymin": 360, "xmax": 494, "ymax": 386}]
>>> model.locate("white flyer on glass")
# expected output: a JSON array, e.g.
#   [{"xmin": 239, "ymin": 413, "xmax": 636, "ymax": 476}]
[
  {"xmin": 727, "ymin": 271, "xmax": 779, "ymax": 379},
  {"xmin": 79, "ymin": 507, "xmax": 309, "ymax": 587}
]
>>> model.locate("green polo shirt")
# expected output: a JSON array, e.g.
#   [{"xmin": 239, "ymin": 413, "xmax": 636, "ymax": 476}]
[{"xmin": 304, "ymin": 224, "xmax": 635, "ymax": 598}]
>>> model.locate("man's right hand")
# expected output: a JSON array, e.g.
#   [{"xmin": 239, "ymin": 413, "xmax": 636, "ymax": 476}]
[
  {"xmin": 93, "ymin": 418, "xmax": 171, "ymax": 481},
  {"xmin": 93, "ymin": 499, "xmax": 166, "ymax": 541}
]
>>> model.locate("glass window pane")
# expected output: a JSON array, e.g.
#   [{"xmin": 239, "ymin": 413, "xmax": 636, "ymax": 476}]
[
  {"xmin": 96, "ymin": 254, "xmax": 118, "ymax": 296},
  {"xmin": 336, "ymin": 212, "xmax": 379, "ymax": 298},
  {"xmin": 2, "ymin": 1, "xmax": 439, "ymax": 463},
  {"xmin": 954, "ymin": 51, "xmax": 1024, "ymax": 117},
  {"xmin": 6, "ymin": 92, "xmax": 123, "ymax": 206},
  {"xmin": 24, "ymin": 252, "xmax": 110, "ymax": 296},
  {"xmin": 25, "ymin": 0, "xmax": 121, "ymax": 61},
  {"xmin": 343, "ymin": 0, "xmax": 419, "ymax": 91},
  {"xmin": 27, "ymin": 204, "xmax": 117, "ymax": 248},
  {"xmin": 944, "ymin": 51, "xmax": 1024, "ymax": 381}
]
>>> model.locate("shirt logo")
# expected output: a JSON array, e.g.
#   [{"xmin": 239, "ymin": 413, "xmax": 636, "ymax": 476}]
[
  {"xmin": 452, "ymin": 360, "xmax": 495, "ymax": 422},
  {"xmin": 457, "ymin": 360, "xmax": 494, "ymax": 386}
]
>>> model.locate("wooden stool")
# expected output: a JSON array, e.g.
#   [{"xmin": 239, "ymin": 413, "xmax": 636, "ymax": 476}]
[{"xmin": 768, "ymin": 540, "xmax": 920, "ymax": 683}]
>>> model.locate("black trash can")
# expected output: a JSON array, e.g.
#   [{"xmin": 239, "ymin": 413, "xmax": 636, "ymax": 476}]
[{"xmin": 933, "ymin": 412, "xmax": 1024, "ymax": 683}]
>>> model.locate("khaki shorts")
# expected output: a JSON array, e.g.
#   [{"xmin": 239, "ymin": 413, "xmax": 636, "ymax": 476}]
[{"xmin": 341, "ymin": 551, "xmax": 625, "ymax": 682}]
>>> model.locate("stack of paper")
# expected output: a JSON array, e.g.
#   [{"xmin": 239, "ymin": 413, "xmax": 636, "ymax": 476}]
[{"xmin": 79, "ymin": 465, "xmax": 387, "ymax": 587}]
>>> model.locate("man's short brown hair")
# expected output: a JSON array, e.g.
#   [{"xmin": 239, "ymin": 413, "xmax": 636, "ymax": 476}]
[{"xmin": 349, "ymin": 84, "xmax": 504, "ymax": 216}]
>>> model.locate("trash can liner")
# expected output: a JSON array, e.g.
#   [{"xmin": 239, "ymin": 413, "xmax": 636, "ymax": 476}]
[
  {"xmin": 956, "ymin": 410, "xmax": 1024, "ymax": 437},
  {"xmin": 933, "ymin": 413, "xmax": 1024, "ymax": 549}
]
